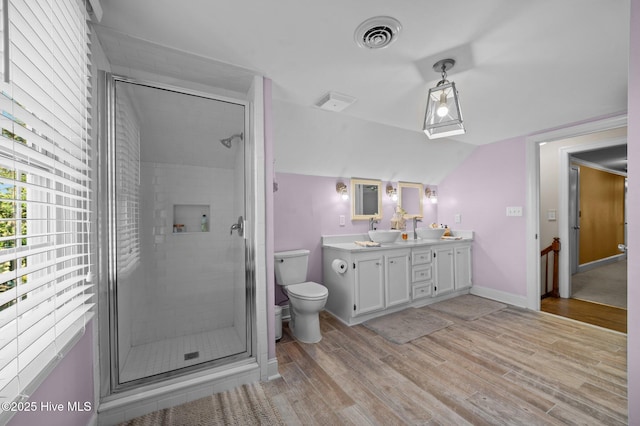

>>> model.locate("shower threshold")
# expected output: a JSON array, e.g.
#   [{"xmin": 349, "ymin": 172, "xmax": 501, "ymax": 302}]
[{"xmin": 119, "ymin": 326, "xmax": 245, "ymax": 383}]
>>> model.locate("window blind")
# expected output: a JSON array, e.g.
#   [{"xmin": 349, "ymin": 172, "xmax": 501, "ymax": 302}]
[
  {"xmin": 0, "ymin": 0, "xmax": 93, "ymax": 405},
  {"xmin": 115, "ymin": 89, "xmax": 140, "ymax": 274}
]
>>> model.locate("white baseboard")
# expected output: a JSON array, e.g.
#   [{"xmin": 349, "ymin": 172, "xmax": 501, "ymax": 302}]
[
  {"xmin": 267, "ymin": 357, "xmax": 280, "ymax": 380},
  {"xmin": 470, "ymin": 286, "xmax": 528, "ymax": 308},
  {"xmin": 577, "ymin": 254, "xmax": 626, "ymax": 273}
]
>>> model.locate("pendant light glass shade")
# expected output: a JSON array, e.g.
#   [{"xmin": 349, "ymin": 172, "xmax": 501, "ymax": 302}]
[{"xmin": 423, "ymin": 59, "xmax": 465, "ymax": 139}]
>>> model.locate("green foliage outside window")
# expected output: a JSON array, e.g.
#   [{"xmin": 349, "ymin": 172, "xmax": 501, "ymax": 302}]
[{"xmin": 1, "ymin": 128, "xmax": 28, "ymax": 310}]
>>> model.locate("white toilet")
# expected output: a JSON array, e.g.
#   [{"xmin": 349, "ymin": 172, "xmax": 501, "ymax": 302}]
[{"xmin": 274, "ymin": 249, "xmax": 329, "ymax": 343}]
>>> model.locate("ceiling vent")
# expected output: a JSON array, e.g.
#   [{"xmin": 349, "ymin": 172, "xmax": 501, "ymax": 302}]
[
  {"xmin": 316, "ymin": 92, "xmax": 357, "ymax": 112},
  {"xmin": 354, "ymin": 16, "xmax": 402, "ymax": 49}
]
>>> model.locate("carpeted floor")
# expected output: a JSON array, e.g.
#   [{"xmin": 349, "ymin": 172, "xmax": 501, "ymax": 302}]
[
  {"xmin": 572, "ymin": 260, "xmax": 627, "ymax": 309},
  {"xmin": 120, "ymin": 383, "xmax": 284, "ymax": 426}
]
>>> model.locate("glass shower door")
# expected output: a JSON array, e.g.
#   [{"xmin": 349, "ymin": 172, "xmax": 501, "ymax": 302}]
[{"xmin": 110, "ymin": 78, "xmax": 250, "ymax": 386}]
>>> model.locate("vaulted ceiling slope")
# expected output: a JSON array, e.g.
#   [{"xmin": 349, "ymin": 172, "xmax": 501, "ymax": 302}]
[{"xmin": 96, "ymin": 0, "xmax": 630, "ymax": 146}]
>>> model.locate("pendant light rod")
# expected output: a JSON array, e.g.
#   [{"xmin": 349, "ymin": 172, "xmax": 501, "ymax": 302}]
[{"xmin": 433, "ymin": 59, "xmax": 455, "ymax": 84}]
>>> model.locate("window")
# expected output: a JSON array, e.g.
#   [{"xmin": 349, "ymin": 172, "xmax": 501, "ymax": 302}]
[
  {"xmin": 115, "ymin": 89, "xmax": 140, "ymax": 274},
  {"xmin": 0, "ymin": 0, "xmax": 93, "ymax": 405}
]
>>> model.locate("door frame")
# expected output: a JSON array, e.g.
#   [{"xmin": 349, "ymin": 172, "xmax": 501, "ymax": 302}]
[
  {"xmin": 557, "ymin": 138, "xmax": 627, "ymax": 296},
  {"xmin": 525, "ymin": 114, "xmax": 627, "ymax": 310}
]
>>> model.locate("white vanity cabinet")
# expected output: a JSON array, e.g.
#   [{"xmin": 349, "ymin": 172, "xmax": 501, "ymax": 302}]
[
  {"xmin": 322, "ymin": 233, "xmax": 473, "ymax": 325},
  {"xmin": 353, "ymin": 249, "xmax": 410, "ymax": 316},
  {"xmin": 352, "ymin": 252, "xmax": 385, "ymax": 315},
  {"xmin": 411, "ymin": 248, "xmax": 433, "ymax": 300},
  {"xmin": 434, "ymin": 244, "xmax": 472, "ymax": 296},
  {"xmin": 384, "ymin": 250, "xmax": 411, "ymax": 308},
  {"xmin": 454, "ymin": 244, "xmax": 472, "ymax": 289}
]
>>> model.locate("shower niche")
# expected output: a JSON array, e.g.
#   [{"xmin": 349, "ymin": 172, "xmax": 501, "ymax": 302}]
[{"xmin": 173, "ymin": 204, "xmax": 210, "ymax": 233}]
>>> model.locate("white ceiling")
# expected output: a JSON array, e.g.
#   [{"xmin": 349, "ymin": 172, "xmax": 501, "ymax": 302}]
[
  {"xmin": 572, "ymin": 145, "xmax": 628, "ymax": 173},
  {"xmin": 96, "ymin": 0, "xmax": 630, "ymax": 146}
]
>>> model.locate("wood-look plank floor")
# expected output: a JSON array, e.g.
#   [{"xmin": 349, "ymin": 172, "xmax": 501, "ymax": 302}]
[
  {"xmin": 541, "ymin": 297, "xmax": 627, "ymax": 333},
  {"xmin": 265, "ymin": 308, "xmax": 627, "ymax": 425}
]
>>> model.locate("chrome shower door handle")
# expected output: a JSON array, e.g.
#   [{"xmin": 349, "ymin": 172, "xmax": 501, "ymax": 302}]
[{"xmin": 230, "ymin": 216, "xmax": 244, "ymax": 237}]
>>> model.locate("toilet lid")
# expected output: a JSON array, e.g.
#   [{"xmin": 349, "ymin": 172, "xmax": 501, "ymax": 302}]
[{"xmin": 286, "ymin": 282, "xmax": 328, "ymax": 300}]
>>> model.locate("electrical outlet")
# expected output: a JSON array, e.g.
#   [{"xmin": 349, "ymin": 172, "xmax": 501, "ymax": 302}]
[
  {"xmin": 339, "ymin": 215, "xmax": 345, "ymax": 226},
  {"xmin": 454, "ymin": 213, "xmax": 461, "ymax": 223},
  {"xmin": 506, "ymin": 206, "xmax": 523, "ymax": 217}
]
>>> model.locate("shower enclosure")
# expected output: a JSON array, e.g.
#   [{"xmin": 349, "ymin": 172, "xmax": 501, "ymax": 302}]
[{"xmin": 102, "ymin": 75, "xmax": 254, "ymax": 390}]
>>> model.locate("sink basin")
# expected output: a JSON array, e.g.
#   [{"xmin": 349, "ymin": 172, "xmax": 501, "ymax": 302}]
[
  {"xmin": 368, "ymin": 230, "xmax": 401, "ymax": 243},
  {"xmin": 415, "ymin": 228, "xmax": 446, "ymax": 240}
]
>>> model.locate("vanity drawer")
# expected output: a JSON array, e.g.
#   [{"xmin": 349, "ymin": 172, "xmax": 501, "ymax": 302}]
[
  {"xmin": 412, "ymin": 249, "xmax": 432, "ymax": 266},
  {"xmin": 412, "ymin": 283, "xmax": 432, "ymax": 299},
  {"xmin": 412, "ymin": 265, "xmax": 432, "ymax": 282}
]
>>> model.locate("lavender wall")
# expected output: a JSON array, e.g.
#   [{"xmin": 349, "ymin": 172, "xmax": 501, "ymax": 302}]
[
  {"xmin": 437, "ymin": 137, "xmax": 528, "ymax": 297},
  {"xmin": 8, "ymin": 325, "xmax": 94, "ymax": 426},
  {"xmin": 273, "ymin": 173, "xmax": 437, "ymax": 301},
  {"xmin": 627, "ymin": 0, "xmax": 639, "ymax": 421}
]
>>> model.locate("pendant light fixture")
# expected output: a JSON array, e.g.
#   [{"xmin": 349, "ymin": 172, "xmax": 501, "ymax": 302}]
[{"xmin": 423, "ymin": 59, "xmax": 465, "ymax": 139}]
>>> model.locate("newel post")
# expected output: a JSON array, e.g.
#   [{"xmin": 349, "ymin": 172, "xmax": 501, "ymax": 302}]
[{"xmin": 552, "ymin": 238, "xmax": 561, "ymax": 298}]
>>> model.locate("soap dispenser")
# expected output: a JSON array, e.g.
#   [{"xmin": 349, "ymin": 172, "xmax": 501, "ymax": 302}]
[{"xmin": 201, "ymin": 214, "xmax": 208, "ymax": 232}]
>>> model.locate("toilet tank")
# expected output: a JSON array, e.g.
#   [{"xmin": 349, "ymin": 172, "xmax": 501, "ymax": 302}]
[{"xmin": 274, "ymin": 249, "xmax": 310, "ymax": 285}]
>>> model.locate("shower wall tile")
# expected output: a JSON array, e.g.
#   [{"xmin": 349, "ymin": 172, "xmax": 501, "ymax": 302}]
[{"xmin": 133, "ymin": 162, "xmax": 242, "ymax": 346}]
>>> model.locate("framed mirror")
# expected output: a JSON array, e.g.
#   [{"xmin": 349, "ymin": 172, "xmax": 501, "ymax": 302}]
[
  {"xmin": 398, "ymin": 181, "xmax": 424, "ymax": 219},
  {"xmin": 351, "ymin": 178, "xmax": 382, "ymax": 220}
]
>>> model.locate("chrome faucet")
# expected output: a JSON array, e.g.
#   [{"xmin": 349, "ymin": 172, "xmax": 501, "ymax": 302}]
[
  {"xmin": 369, "ymin": 217, "xmax": 379, "ymax": 231},
  {"xmin": 413, "ymin": 217, "xmax": 422, "ymax": 240}
]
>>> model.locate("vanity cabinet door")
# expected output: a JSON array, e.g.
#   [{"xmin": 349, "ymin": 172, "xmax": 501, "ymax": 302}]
[
  {"xmin": 353, "ymin": 254, "xmax": 385, "ymax": 316},
  {"xmin": 385, "ymin": 251, "xmax": 411, "ymax": 308},
  {"xmin": 454, "ymin": 245, "xmax": 472, "ymax": 289},
  {"xmin": 434, "ymin": 247, "xmax": 455, "ymax": 295}
]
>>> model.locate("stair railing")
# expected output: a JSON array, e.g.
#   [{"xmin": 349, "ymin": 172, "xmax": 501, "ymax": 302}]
[{"xmin": 541, "ymin": 238, "xmax": 561, "ymax": 298}]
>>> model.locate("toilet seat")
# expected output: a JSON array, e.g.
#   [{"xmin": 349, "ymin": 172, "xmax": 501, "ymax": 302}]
[{"xmin": 286, "ymin": 282, "xmax": 328, "ymax": 301}]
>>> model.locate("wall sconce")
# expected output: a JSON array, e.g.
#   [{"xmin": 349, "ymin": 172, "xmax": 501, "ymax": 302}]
[
  {"xmin": 336, "ymin": 182, "xmax": 349, "ymax": 200},
  {"xmin": 386, "ymin": 184, "xmax": 398, "ymax": 202},
  {"xmin": 425, "ymin": 187, "xmax": 438, "ymax": 204},
  {"xmin": 423, "ymin": 59, "xmax": 465, "ymax": 139}
]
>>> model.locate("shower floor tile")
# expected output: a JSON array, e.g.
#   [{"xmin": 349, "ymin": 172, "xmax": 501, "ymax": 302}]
[{"xmin": 119, "ymin": 327, "xmax": 246, "ymax": 383}]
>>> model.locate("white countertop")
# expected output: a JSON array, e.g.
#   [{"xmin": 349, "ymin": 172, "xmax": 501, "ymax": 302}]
[{"xmin": 322, "ymin": 231, "xmax": 473, "ymax": 252}]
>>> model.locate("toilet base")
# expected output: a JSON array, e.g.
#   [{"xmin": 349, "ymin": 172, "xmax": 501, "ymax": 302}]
[{"xmin": 290, "ymin": 310, "xmax": 322, "ymax": 343}]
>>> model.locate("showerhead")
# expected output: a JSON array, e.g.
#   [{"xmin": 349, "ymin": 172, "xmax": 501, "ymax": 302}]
[{"xmin": 220, "ymin": 132, "xmax": 243, "ymax": 149}]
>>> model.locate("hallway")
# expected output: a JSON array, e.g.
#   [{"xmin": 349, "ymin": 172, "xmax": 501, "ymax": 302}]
[{"xmin": 541, "ymin": 297, "xmax": 627, "ymax": 333}]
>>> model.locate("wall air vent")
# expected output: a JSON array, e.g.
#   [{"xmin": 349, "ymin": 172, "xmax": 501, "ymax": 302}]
[{"xmin": 354, "ymin": 16, "xmax": 402, "ymax": 49}]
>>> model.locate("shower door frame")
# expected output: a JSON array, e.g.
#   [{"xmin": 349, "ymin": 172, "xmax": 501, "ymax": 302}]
[{"xmin": 98, "ymin": 72, "xmax": 257, "ymax": 394}]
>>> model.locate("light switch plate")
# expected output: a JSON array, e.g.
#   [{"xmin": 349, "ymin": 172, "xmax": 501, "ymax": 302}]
[
  {"xmin": 454, "ymin": 213, "xmax": 461, "ymax": 223},
  {"xmin": 506, "ymin": 206, "xmax": 523, "ymax": 217},
  {"xmin": 339, "ymin": 215, "xmax": 345, "ymax": 226}
]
